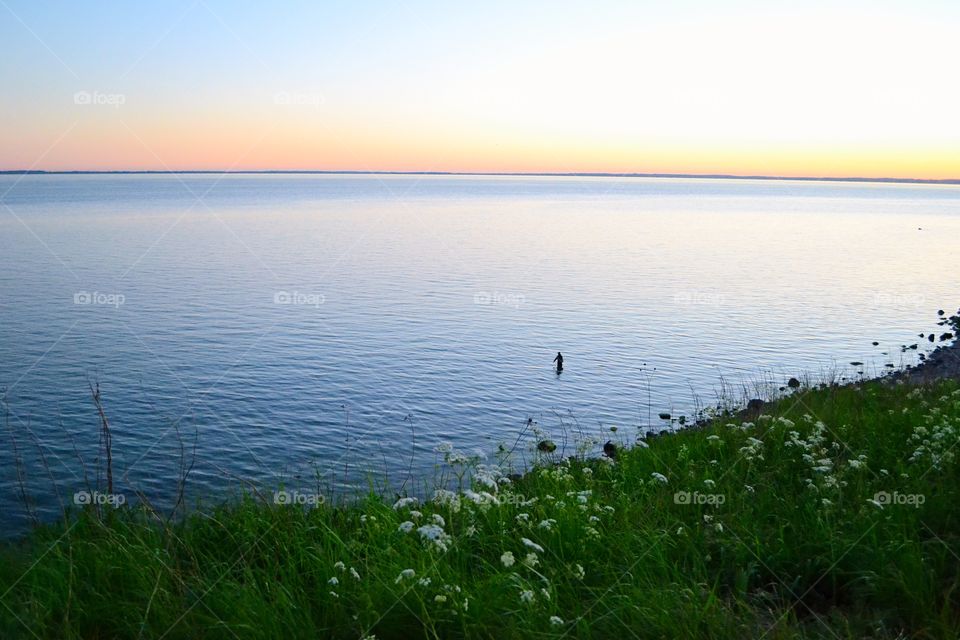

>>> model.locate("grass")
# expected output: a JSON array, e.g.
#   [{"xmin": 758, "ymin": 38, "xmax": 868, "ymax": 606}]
[{"xmin": 1, "ymin": 378, "xmax": 959, "ymax": 639}]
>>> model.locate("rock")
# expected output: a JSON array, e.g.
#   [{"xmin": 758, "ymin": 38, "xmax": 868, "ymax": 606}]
[
  {"xmin": 850, "ymin": 361, "xmax": 863, "ymax": 366},
  {"xmin": 678, "ymin": 416, "xmax": 686, "ymax": 426},
  {"xmin": 909, "ymin": 344, "xmax": 918, "ymax": 350},
  {"xmin": 872, "ymin": 341, "xmax": 879, "ymax": 346},
  {"xmin": 747, "ymin": 399, "xmax": 764, "ymax": 411},
  {"xmin": 929, "ymin": 334, "xmax": 936, "ymax": 342},
  {"xmin": 885, "ymin": 363, "xmax": 894, "ymax": 368},
  {"xmin": 537, "ymin": 440, "xmax": 557, "ymax": 453},
  {"xmin": 602, "ymin": 440, "xmax": 618, "ymax": 459},
  {"xmin": 658, "ymin": 412, "xmax": 671, "ymax": 420},
  {"xmin": 938, "ymin": 309, "xmax": 945, "ymax": 316},
  {"xmin": 940, "ymin": 332, "xmax": 954, "ymax": 342},
  {"xmin": 787, "ymin": 377, "xmax": 801, "ymax": 389}
]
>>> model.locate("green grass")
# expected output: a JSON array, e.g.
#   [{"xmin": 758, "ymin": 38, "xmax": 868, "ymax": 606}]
[{"xmin": 2, "ymin": 378, "xmax": 960, "ymax": 639}]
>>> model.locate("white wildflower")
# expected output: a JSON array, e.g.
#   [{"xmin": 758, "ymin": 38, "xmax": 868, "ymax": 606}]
[
  {"xmin": 418, "ymin": 524, "xmax": 452, "ymax": 552},
  {"xmin": 501, "ymin": 551, "xmax": 515, "ymax": 567},
  {"xmin": 393, "ymin": 497, "xmax": 419, "ymax": 510},
  {"xmin": 521, "ymin": 538, "xmax": 544, "ymax": 553},
  {"xmin": 432, "ymin": 489, "xmax": 462, "ymax": 513}
]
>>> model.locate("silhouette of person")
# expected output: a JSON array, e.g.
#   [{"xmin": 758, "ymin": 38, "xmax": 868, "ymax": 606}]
[{"xmin": 553, "ymin": 352, "xmax": 564, "ymax": 373}]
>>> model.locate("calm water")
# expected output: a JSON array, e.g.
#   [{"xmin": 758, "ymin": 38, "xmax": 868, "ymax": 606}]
[{"xmin": 1, "ymin": 174, "xmax": 958, "ymax": 532}]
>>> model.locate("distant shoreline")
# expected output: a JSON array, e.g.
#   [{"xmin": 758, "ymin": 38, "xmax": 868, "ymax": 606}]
[{"xmin": 2, "ymin": 169, "xmax": 959, "ymax": 186}]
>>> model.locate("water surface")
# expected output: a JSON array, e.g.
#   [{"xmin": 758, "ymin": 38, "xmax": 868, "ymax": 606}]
[{"xmin": 2, "ymin": 174, "xmax": 958, "ymax": 532}]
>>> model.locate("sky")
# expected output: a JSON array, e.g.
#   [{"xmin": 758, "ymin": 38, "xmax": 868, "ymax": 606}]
[{"xmin": 1, "ymin": 0, "xmax": 959, "ymax": 179}]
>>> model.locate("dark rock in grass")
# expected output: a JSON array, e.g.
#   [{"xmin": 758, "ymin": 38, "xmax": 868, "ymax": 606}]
[
  {"xmin": 885, "ymin": 363, "xmax": 895, "ymax": 368},
  {"xmin": 850, "ymin": 361, "xmax": 863, "ymax": 366},
  {"xmin": 872, "ymin": 341, "xmax": 880, "ymax": 346},
  {"xmin": 747, "ymin": 398, "xmax": 764, "ymax": 411},
  {"xmin": 919, "ymin": 353, "xmax": 927, "ymax": 361},
  {"xmin": 938, "ymin": 309, "xmax": 945, "ymax": 316},
  {"xmin": 940, "ymin": 332, "xmax": 954, "ymax": 342},
  {"xmin": 929, "ymin": 334, "xmax": 936, "ymax": 342},
  {"xmin": 603, "ymin": 440, "xmax": 618, "ymax": 459},
  {"xmin": 919, "ymin": 333, "xmax": 926, "ymax": 338},
  {"xmin": 658, "ymin": 412, "xmax": 671, "ymax": 420},
  {"xmin": 787, "ymin": 377, "xmax": 801, "ymax": 389},
  {"xmin": 537, "ymin": 440, "xmax": 557, "ymax": 453},
  {"xmin": 909, "ymin": 344, "xmax": 918, "ymax": 350},
  {"xmin": 678, "ymin": 416, "xmax": 686, "ymax": 425},
  {"xmin": 779, "ymin": 386, "xmax": 786, "ymax": 391}
]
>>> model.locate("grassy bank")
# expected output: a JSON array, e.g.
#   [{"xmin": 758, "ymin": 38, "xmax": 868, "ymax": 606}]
[{"xmin": 2, "ymin": 378, "xmax": 959, "ymax": 639}]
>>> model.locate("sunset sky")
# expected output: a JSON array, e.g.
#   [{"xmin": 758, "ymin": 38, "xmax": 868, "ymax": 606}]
[{"xmin": 2, "ymin": 0, "xmax": 959, "ymax": 179}]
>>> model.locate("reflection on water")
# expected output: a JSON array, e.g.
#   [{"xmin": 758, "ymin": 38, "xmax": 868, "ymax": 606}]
[{"xmin": 1, "ymin": 174, "xmax": 958, "ymax": 532}]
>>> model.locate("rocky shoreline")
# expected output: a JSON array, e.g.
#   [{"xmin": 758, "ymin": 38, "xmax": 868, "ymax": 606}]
[
  {"xmin": 684, "ymin": 308, "xmax": 960, "ymax": 432},
  {"xmin": 891, "ymin": 335, "xmax": 960, "ymax": 384}
]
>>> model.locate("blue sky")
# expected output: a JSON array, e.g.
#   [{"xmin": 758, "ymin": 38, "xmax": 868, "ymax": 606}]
[{"xmin": 2, "ymin": 0, "xmax": 959, "ymax": 177}]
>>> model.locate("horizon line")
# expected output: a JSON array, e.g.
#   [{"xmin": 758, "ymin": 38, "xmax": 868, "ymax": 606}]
[{"xmin": 2, "ymin": 169, "xmax": 959, "ymax": 186}]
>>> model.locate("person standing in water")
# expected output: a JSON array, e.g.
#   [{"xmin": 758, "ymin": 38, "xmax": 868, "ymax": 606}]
[{"xmin": 553, "ymin": 351, "xmax": 564, "ymax": 373}]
